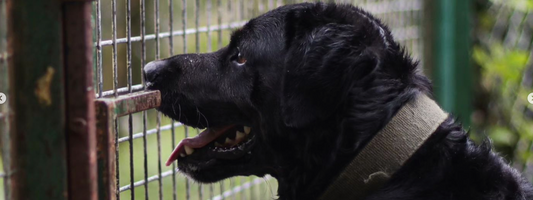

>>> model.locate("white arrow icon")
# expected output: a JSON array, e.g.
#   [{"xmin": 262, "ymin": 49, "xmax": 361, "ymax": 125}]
[{"xmin": 0, "ymin": 93, "xmax": 6, "ymax": 105}]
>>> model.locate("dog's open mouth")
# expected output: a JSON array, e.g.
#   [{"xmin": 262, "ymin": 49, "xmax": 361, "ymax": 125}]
[{"xmin": 165, "ymin": 125, "xmax": 255, "ymax": 166}]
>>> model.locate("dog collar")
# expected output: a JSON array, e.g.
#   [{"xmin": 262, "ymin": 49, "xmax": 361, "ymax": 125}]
[{"xmin": 319, "ymin": 94, "xmax": 448, "ymax": 200}]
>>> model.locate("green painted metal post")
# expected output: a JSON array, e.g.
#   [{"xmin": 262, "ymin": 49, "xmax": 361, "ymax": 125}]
[
  {"xmin": 7, "ymin": 0, "xmax": 68, "ymax": 199},
  {"xmin": 428, "ymin": 0, "xmax": 473, "ymax": 126}
]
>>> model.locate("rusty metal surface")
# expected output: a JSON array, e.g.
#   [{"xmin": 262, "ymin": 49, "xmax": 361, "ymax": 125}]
[
  {"xmin": 94, "ymin": 90, "xmax": 159, "ymax": 200},
  {"xmin": 99, "ymin": 90, "xmax": 161, "ymax": 117},
  {"xmin": 63, "ymin": 1, "xmax": 97, "ymax": 200},
  {"xmin": 7, "ymin": 0, "xmax": 68, "ymax": 199},
  {"xmin": 95, "ymin": 101, "xmax": 117, "ymax": 200}
]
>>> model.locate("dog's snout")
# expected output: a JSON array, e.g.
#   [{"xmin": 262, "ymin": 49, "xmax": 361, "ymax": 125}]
[{"xmin": 143, "ymin": 60, "xmax": 165, "ymax": 85}]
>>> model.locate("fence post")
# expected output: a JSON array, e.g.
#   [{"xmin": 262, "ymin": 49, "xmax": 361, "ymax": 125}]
[
  {"xmin": 6, "ymin": 0, "xmax": 68, "ymax": 199},
  {"xmin": 62, "ymin": 0, "xmax": 98, "ymax": 200},
  {"xmin": 95, "ymin": 101, "xmax": 117, "ymax": 200},
  {"xmin": 427, "ymin": 0, "xmax": 473, "ymax": 126}
]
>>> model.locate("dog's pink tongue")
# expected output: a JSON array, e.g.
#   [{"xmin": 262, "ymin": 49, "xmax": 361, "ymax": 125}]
[{"xmin": 166, "ymin": 125, "xmax": 235, "ymax": 166}]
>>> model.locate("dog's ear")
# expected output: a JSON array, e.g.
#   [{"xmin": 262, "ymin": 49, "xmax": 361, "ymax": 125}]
[{"xmin": 281, "ymin": 20, "xmax": 380, "ymax": 128}]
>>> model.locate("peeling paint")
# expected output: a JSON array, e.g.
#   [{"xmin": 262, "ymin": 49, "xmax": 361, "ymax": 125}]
[{"xmin": 35, "ymin": 67, "xmax": 55, "ymax": 106}]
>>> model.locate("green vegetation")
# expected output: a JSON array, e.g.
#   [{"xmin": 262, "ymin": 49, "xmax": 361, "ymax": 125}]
[
  {"xmin": 472, "ymin": 0, "xmax": 533, "ymax": 179},
  {"xmin": 490, "ymin": 0, "xmax": 533, "ymax": 12}
]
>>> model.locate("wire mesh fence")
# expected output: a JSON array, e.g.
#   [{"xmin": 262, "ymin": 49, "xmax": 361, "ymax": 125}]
[{"xmin": 91, "ymin": 0, "xmax": 424, "ymax": 199}]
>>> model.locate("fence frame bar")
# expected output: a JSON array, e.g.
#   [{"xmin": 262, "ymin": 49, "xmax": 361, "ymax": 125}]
[
  {"xmin": 96, "ymin": 100, "xmax": 117, "ymax": 200},
  {"xmin": 96, "ymin": 90, "xmax": 161, "ymax": 200},
  {"xmin": 62, "ymin": 0, "xmax": 98, "ymax": 200}
]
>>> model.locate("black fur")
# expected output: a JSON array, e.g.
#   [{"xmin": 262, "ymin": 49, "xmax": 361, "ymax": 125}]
[{"xmin": 144, "ymin": 3, "xmax": 533, "ymax": 199}]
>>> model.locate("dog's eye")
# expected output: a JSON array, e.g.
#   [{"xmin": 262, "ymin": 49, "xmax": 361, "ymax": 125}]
[
  {"xmin": 236, "ymin": 52, "xmax": 247, "ymax": 65},
  {"xmin": 232, "ymin": 48, "xmax": 247, "ymax": 65}
]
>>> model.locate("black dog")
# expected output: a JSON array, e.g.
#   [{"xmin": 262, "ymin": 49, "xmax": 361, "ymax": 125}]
[{"xmin": 144, "ymin": 3, "xmax": 533, "ymax": 200}]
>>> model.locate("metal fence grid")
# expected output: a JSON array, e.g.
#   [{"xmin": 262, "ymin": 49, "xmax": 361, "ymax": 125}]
[
  {"xmin": 1, "ymin": 0, "xmax": 9, "ymax": 198},
  {"xmin": 92, "ymin": 0, "xmax": 424, "ymax": 199}
]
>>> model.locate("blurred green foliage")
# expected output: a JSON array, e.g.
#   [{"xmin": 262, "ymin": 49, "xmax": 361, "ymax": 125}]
[
  {"xmin": 490, "ymin": 0, "xmax": 533, "ymax": 12},
  {"xmin": 472, "ymin": 0, "xmax": 533, "ymax": 178},
  {"xmin": 473, "ymin": 45, "xmax": 533, "ymax": 152}
]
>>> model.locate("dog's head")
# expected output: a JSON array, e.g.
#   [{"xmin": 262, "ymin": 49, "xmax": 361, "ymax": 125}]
[{"xmin": 143, "ymin": 2, "xmax": 426, "ymax": 191}]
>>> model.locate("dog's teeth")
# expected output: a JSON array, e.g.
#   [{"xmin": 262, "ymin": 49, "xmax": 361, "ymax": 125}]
[
  {"xmin": 215, "ymin": 142, "xmax": 222, "ymax": 147},
  {"xmin": 184, "ymin": 145, "xmax": 194, "ymax": 155},
  {"xmin": 244, "ymin": 126, "xmax": 251, "ymax": 134},
  {"xmin": 236, "ymin": 131, "xmax": 245, "ymax": 140},
  {"xmin": 180, "ymin": 153, "xmax": 186, "ymax": 157},
  {"xmin": 225, "ymin": 138, "xmax": 234, "ymax": 145}
]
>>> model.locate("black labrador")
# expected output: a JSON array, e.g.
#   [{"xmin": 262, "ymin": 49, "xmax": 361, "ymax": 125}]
[{"xmin": 143, "ymin": 3, "xmax": 533, "ymax": 200}]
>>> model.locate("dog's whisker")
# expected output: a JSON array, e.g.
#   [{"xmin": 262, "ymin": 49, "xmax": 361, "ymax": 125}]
[
  {"xmin": 172, "ymin": 98, "xmax": 179, "ymax": 116},
  {"xmin": 195, "ymin": 107, "xmax": 202, "ymax": 128},
  {"xmin": 197, "ymin": 109, "xmax": 209, "ymax": 128},
  {"xmin": 172, "ymin": 104, "xmax": 177, "ymax": 116},
  {"xmin": 178, "ymin": 104, "xmax": 181, "ymax": 121},
  {"xmin": 177, "ymin": 103, "xmax": 188, "ymax": 123}
]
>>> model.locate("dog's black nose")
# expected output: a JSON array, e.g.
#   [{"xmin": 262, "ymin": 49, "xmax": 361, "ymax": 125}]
[{"xmin": 143, "ymin": 60, "xmax": 165, "ymax": 86}]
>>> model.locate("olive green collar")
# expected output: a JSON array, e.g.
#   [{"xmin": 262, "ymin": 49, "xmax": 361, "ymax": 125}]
[{"xmin": 320, "ymin": 94, "xmax": 448, "ymax": 200}]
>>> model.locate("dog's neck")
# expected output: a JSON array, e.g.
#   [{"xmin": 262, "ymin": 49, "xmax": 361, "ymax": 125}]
[
  {"xmin": 319, "ymin": 94, "xmax": 448, "ymax": 199},
  {"xmin": 272, "ymin": 71, "xmax": 433, "ymax": 199}
]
